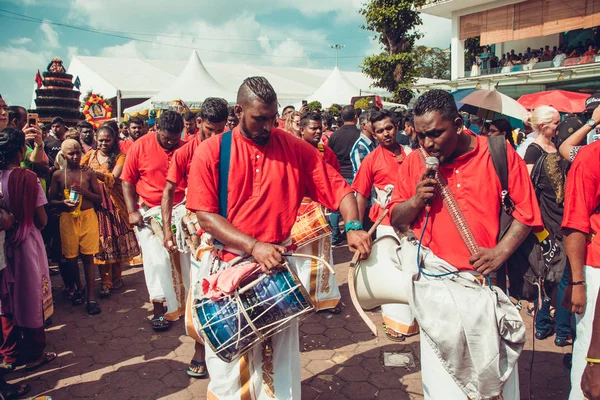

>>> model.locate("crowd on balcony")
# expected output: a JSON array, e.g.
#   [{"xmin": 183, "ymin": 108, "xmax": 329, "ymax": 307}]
[{"xmin": 468, "ymin": 38, "xmax": 600, "ymax": 76}]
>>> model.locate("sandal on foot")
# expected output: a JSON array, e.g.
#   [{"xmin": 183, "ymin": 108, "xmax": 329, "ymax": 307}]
[
  {"xmin": 25, "ymin": 352, "xmax": 57, "ymax": 372},
  {"xmin": 383, "ymin": 324, "xmax": 406, "ymax": 342},
  {"xmin": 112, "ymin": 279, "xmax": 124, "ymax": 290},
  {"xmin": 87, "ymin": 301, "xmax": 102, "ymax": 315},
  {"xmin": 187, "ymin": 360, "xmax": 207, "ymax": 378},
  {"xmin": 535, "ymin": 326, "xmax": 555, "ymax": 340},
  {"xmin": 0, "ymin": 383, "xmax": 30, "ymax": 400},
  {"xmin": 151, "ymin": 316, "xmax": 170, "ymax": 332},
  {"xmin": 555, "ymin": 336, "xmax": 573, "ymax": 347},
  {"xmin": 72, "ymin": 289, "xmax": 86, "ymax": 306},
  {"xmin": 99, "ymin": 285, "xmax": 111, "ymax": 299}
]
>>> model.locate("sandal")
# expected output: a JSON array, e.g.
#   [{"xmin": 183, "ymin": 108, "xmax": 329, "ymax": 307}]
[
  {"xmin": 63, "ymin": 285, "xmax": 75, "ymax": 300},
  {"xmin": 535, "ymin": 326, "xmax": 555, "ymax": 340},
  {"xmin": 25, "ymin": 352, "xmax": 57, "ymax": 372},
  {"xmin": 72, "ymin": 288, "xmax": 86, "ymax": 306},
  {"xmin": 99, "ymin": 285, "xmax": 111, "ymax": 299},
  {"xmin": 151, "ymin": 316, "xmax": 171, "ymax": 332},
  {"xmin": 326, "ymin": 305, "xmax": 342, "ymax": 315},
  {"xmin": 87, "ymin": 301, "xmax": 102, "ymax": 315},
  {"xmin": 554, "ymin": 336, "xmax": 573, "ymax": 347},
  {"xmin": 0, "ymin": 382, "xmax": 30, "ymax": 400},
  {"xmin": 187, "ymin": 360, "xmax": 208, "ymax": 378},
  {"xmin": 383, "ymin": 323, "xmax": 406, "ymax": 342},
  {"xmin": 112, "ymin": 279, "xmax": 124, "ymax": 290},
  {"xmin": 0, "ymin": 362, "xmax": 15, "ymax": 373}
]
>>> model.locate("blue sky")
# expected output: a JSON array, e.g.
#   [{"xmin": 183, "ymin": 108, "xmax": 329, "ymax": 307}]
[{"xmin": 0, "ymin": 0, "xmax": 451, "ymax": 107}]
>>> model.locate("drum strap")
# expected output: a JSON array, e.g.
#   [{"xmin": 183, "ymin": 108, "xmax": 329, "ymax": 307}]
[{"xmin": 218, "ymin": 130, "xmax": 233, "ymax": 218}]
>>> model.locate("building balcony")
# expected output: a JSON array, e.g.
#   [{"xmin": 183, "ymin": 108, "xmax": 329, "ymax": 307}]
[{"xmin": 464, "ymin": 56, "xmax": 600, "ymax": 78}]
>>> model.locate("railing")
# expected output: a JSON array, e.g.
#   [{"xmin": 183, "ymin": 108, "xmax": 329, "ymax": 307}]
[{"xmin": 463, "ymin": 56, "xmax": 600, "ymax": 78}]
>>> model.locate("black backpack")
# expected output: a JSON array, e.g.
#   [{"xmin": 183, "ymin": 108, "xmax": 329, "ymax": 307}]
[{"xmin": 487, "ymin": 136, "xmax": 548, "ymax": 301}]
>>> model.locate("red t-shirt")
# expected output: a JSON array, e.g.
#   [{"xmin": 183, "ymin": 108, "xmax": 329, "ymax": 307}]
[
  {"xmin": 166, "ymin": 135, "xmax": 201, "ymax": 187},
  {"xmin": 186, "ymin": 127, "xmax": 353, "ymax": 243},
  {"xmin": 322, "ymin": 130, "xmax": 333, "ymax": 147},
  {"xmin": 183, "ymin": 128, "xmax": 199, "ymax": 142},
  {"xmin": 352, "ymin": 145, "xmax": 405, "ymax": 226},
  {"xmin": 322, "ymin": 145, "xmax": 340, "ymax": 172},
  {"xmin": 119, "ymin": 138, "xmax": 134, "ymax": 155},
  {"xmin": 388, "ymin": 136, "xmax": 542, "ymax": 270},
  {"xmin": 562, "ymin": 140, "xmax": 600, "ymax": 267},
  {"xmin": 121, "ymin": 132, "xmax": 186, "ymax": 208}
]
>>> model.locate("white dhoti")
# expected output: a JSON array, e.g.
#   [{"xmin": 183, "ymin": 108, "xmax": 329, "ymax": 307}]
[
  {"xmin": 135, "ymin": 205, "xmax": 191, "ymax": 321},
  {"xmin": 569, "ymin": 265, "xmax": 600, "ymax": 400},
  {"xmin": 295, "ymin": 235, "xmax": 341, "ymax": 311},
  {"xmin": 376, "ymin": 225, "xmax": 418, "ymax": 336},
  {"xmin": 196, "ymin": 251, "xmax": 303, "ymax": 400},
  {"xmin": 421, "ymin": 337, "xmax": 520, "ymax": 400}
]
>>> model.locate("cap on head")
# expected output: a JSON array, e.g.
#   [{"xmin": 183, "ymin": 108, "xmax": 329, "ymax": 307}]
[{"xmin": 585, "ymin": 93, "xmax": 600, "ymax": 112}]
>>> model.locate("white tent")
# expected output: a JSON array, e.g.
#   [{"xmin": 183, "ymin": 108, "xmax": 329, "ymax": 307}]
[
  {"xmin": 123, "ymin": 51, "xmax": 235, "ymax": 115},
  {"xmin": 299, "ymin": 67, "xmax": 368, "ymax": 108}
]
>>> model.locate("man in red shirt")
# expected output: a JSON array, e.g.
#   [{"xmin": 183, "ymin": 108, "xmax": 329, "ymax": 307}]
[
  {"xmin": 562, "ymin": 140, "xmax": 600, "ymax": 399},
  {"xmin": 161, "ymin": 97, "xmax": 228, "ymax": 379},
  {"xmin": 119, "ymin": 117, "xmax": 146, "ymax": 155},
  {"xmin": 186, "ymin": 77, "xmax": 371, "ymax": 399},
  {"xmin": 183, "ymin": 111, "xmax": 199, "ymax": 141},
  {"xmin": 352, "ymin": 109, "xmax": 418, "ymax": 342},
  {"xmin": 121, "ymin": 110, "xmax": 189, "ymax": 332},
  {"xmin": 389, "ymin": 90, "xmax": 542, "ymax": 399}
]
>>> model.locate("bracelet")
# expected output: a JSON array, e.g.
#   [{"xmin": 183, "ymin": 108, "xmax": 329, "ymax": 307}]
[
  {"xmin": 34, "ymin": 143, "xmax": 44, "ymax": 149},
  {"xmin": 249, "ymin": 240, "xmax": 259, "ymax": 255},
  {"xmin": 569, "ymin": 280, "xmax": 586, "ymax": 286},
  {"xmin": 586, "ymin": 357, "xmax": 600, "ymax": 365}
]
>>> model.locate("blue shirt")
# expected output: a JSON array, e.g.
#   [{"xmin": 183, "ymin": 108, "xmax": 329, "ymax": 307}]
[{"xmin": 350, "ymin": 133, "xmax": 376, "ymax": 178}]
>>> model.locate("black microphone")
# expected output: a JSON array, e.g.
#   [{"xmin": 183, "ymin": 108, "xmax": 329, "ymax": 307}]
[{"xmin": 425, "ymin": 157, "xmax": 439, "ymax": 210}]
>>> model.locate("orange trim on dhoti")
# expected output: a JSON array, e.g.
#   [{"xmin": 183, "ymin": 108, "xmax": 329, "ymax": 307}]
[
  {"xmin": 185, "ymin": 289, "xmax": 203, "ymax": 344},
  {"xmin": 314, "ymin": 298, "xmax": 340, "ymax": 311},
  {"xmin": 382, "ymin": 315, "xmax": 420, "ymax": 336},
  {"xmin": 239, "ymin": 353, "xmax": 252, "ymax": 400},
  {"xmin": 207, "ymin": 390, "xmax": 219, "ymax": 400}
]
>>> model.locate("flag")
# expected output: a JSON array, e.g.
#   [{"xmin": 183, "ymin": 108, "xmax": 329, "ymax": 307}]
[
  {"xmin": 74, "ymin": 76, "xmax": 81, "ymax": 89},
  {"xmin": 35, "ymin": 70, "xmax": 43, "ymax": 89}
]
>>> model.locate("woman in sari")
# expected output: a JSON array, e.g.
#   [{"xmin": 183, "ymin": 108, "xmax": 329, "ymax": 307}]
[
  {"xmin": 0, "ymin": 127, "xmax": 56, "ymax": 397},
  {"xmin": 81, "ymin": 125, "xmax": 139, "ymax": 298}
]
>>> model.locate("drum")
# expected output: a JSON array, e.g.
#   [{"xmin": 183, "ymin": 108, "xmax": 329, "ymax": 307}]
[
  {"xmin": 291, "ymin": 202, "xmax": 331, "ymax": 248},
  {"xmin": 194, "ymin": 261, "xmax": 315, "ymax": 363}
]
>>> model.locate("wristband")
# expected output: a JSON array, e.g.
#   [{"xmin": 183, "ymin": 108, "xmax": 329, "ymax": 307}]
[
  {"xmin": 586, "ymin": 357, "xmax": 600, "ymax": 365},
  {"xmin": 345, "ymin": 220, "xmax": 363, "ymax": 232},
  {"xmin": 34, "ymin": 143, "xmax": 44, "ymax": 149},
  {"xmin": 569, "ymin": 280, "xmax": 586, "ymax": 286}
]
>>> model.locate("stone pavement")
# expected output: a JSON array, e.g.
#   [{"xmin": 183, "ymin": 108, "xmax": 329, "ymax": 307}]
[{"xmin": 10, "ymin": 247, "xmax": 571, "ymax": 399}]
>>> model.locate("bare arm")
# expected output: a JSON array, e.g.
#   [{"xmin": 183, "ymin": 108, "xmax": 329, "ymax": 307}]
[
  {"xmin": 356, "ymin": 192, "xmax": 367, "ymax": 223},
  {"xmin": 48, "ymin": 171, "xmax": 65, "ymax": 209},
  {"xmin": 123, "ymin": 181, "xmax": 143, "ymax": 227},
  {"xmin": 338, "ymin": 192, "xmax": 372, "ymax": 259},
  {"xmin": 34, "ymin": 205, "xmax": 47, "ymax": 230},
  {"xmin": 161, "ymin": 180, "xmax": 177, "ymax": 252},
  {"xmin": 563, "ymin": 229, "xmax": 587, "ymax": 315},
  {"xmin": 390, "ymin": 169, "xmax": 437, "ymax": 233},
  {"xmin": 112, "ymin": 162, "xmax": 124, "ymax": 179},
  {"xmin": 560, "ymin": 107, "xmax": 600, "ymax": 160}
]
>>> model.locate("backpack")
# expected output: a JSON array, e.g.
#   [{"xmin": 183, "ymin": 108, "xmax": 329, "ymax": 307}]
[{"xmin": 487, "ymin": 136, "xmax": 547, "ymax": 301}]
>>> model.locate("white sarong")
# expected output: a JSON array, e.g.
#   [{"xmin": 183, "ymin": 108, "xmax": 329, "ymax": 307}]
[
  {"xmin": 196, "ymin": 250, "xmax": 302, "ymax": 400},
  {"xmin": 295, "ymin": 235, "xmax": 340, "ymax": 311},
  {"xmin": 569, "ymin": 265, "xmax": 600, "ymax": 400},
  {"xmin": 134, "ymin": 204, "xmax": 190, "ymax": 321},
  {"xmin": 376, "ymin": 225, "xmax": 419, "ymax": 336}
]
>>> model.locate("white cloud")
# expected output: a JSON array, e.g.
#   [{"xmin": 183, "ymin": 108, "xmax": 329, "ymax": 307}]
[
  {"xmin": 67, "ymin": 46, "xmax": 90, "ymax": 59},
  {"xmin": 0, "ymin": 47, "xmax": 49, "ymax": 70},
  {"xmin": 418, "ymin": 14, "xmax": 452, "ymax": 49},
  {"xmin": 10, "ymin": 37, "xmax": 33, "ymax": 46},
  {"xmin": 40, "ymin": 21, "xmax": 59, "ymax": 48}
]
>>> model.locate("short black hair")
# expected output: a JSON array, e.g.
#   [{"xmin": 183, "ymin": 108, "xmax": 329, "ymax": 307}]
[
  {"xmin": 157, "ymin": 110, "xmax": 184, "ymax": 134},
  {"xmin": 282, "ymin": 105, "xmax": 295, "ymax": 114},
  {"xmin": 119, "ymin": 121, "xmax": 129, "ymax": 128},
  {"xmin": 51, "ymin": 116, "xmax": 65, "ymax": 125},
  {"xmin": 8, "ymin": 106, "xmax": 26, "ymax": 123},
  {"xmin": 128, "ymin": 116, "xmax": 145, "ymax": 126},
  {"xmin": 299, "ymin": 111, "xmax": 322, "ymax": 129},
  {"xmin": 183, "ymin": 111, "xmax": 196, "ymax": 122},
  {"xmin": 102, "ymin": 120, "xmax": 119, "ymax": 135},
  {"xmin": 321, "ymin": 112, "xmax": 334, "ymax": 129},
  {"xmin": 340, "ymin": 105, "xmax": 356, "ymax": 122},
  {"xmin": 199, "ymin": 97, "xmax": 229, "ymax": 123},
  {"xmin": 369, "ymin": 109, "xmax": 394, "ymax": 125},
  {"xmin": 237, "ymin": 76, "xmax": 277, "ymax": 105},
  {"xmin": 228, "ymin": 106, "xmax": 236, "ymax": 117},
  {"xmin": 413, "ymin": 90, "xmax": 460, "ymax": 122},
  {"xmin": 77, "ymin": 121, "xmax": 93, "ymax": 130}
]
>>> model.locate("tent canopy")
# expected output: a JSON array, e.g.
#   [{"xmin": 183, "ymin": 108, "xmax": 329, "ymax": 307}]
[
  {"xmin": 124, "ymin": 51, "xmax": 235, "ymax": 115},
  {"xmin": 300, "ymin": 67, "xmax": 366, "ymax": 108}
]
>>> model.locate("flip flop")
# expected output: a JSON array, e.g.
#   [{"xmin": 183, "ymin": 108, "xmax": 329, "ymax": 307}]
[
  {"xmin": 187, "ymin": 360, "xmax": 207, "ymax": 378},
  {"xmin": 25, "ymin": 352, "xmax": 57, "ymax": 372},
  {"xmin": 99, "ymin": 285, "xmax": 111, "ymax": 299},
  {"xmin": 151, "ymin": 316, "xmax": 170, "ymax": 332},
  {"xmin": 0, "ymin": 382, "xmax": 30, "ymax": 400},
  {"xmin": 72, "ymin": 288, "xmax": 86, "ymax": 306},
  {"xmin": 383, "ymin": 324, "xmax": 406, "ymax": 342},
  {"xmin": 87, "ymin": 301, "xmax": 102, "ymax": 315}
]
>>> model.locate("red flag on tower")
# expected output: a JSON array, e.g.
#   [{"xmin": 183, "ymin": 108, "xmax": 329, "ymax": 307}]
[{"xmin": 35, "ymin": 70, "xmax": 43, "ymax": 89}]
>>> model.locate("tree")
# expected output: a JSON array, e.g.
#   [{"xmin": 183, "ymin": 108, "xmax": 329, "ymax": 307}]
[
  {"xmin": 360, "ymin": 0, "xmax": 426, "ymax": 104},
  {"xmin": 413, "ymin": 45, "xmax": 451, "ymax": 80}
]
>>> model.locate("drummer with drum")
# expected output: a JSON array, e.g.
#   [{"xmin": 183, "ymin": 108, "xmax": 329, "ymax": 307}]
[
  {"xmin": 162, "ymin": 97, "xmax": 229, "ymax": 379},
  {"xmin": 352, "ymin": 109, "xmax": 419, "ymax": 342},
  {"xmin": 186, "ymin": 77, "xmax": 371, "ymax": 400}
]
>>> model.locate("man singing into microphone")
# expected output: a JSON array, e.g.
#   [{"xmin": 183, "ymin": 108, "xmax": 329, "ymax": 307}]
[{"xmin": 389, "ymin": 90, "xmax": 542, "ymax": 399}]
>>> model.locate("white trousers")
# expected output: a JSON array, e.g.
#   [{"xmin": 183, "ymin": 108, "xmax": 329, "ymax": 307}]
[
  {"xmin": 570, "ymin": 265, "xmax": 600, "ymax": 400},
  {"xmin": 376, "ymin": 225, "xmax": 419, "ymax": 336}
]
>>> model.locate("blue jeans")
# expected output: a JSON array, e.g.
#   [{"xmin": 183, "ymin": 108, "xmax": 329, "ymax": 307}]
[
  {"xmin": 330, "ymin": 178, "xmax": 353, "ymax": 242},
  {"xmin": 535, "ymin": 267, "xmax": 574, "ymax": 340}
]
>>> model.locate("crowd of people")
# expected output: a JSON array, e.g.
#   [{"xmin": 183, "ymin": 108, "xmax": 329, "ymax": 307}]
[
  {"xmin": 469, "ymin": 38, "xmax": 600, "ymax": 75},
  {"xmin": 0, "ymin": 77, "xmax": 599, "ymax": 400}
]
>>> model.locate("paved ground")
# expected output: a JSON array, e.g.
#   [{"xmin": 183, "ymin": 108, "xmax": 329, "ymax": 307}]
[{"xmin": 9, "ymin": 246, "xmax": 571, "ymax": 399}]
